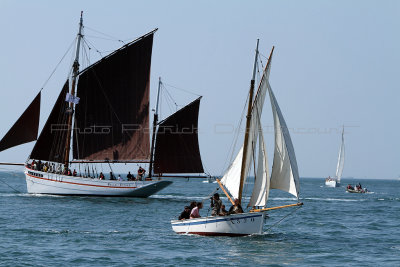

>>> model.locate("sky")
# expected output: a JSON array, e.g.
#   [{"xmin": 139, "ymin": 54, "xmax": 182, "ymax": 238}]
[{"xmin": 0, "ymin": 0, "xmax": 399, "ymax": 179}]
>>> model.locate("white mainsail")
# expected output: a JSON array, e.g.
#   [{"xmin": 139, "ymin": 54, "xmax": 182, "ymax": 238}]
[
  {"xmin": 248, "ymin": 120, "xmax": 270, "ymax": 207},
  {"xmin": 335, "ymin": 128, "xmax": 345, "ymax": 183},
  {"xmin": 221, "ymin": 54, "xmax": 272, "ymax": 201},
  {"xmin": 268, "ymin": 81, "xmax": 300, "ymax": 199}
]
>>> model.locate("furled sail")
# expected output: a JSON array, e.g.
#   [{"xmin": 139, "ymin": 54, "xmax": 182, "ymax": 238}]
[
  {"xmin": 335, "ymin": 128, "xmax": 345, "ymax": 182},
  {"xmin": 268, "ymin": 81, "xmax": 300, "ymax": 198},
  {"xmin": 153, "ymin": 97, "xmax": 204, "ymax": 174},
  {"xmin": 72, "ymin": 30, "xmax": 155, "ymax": 161},
  {"xmin": 30, "ymin": 82, "xmax": 69, "ymax": 163},
  {"xmin": 0, "ymin": 92, "xmax": 41, "ymax": 152},
  {"xmin": 248, "ymin": 120, "xmax": 270, "ymax": 207}
]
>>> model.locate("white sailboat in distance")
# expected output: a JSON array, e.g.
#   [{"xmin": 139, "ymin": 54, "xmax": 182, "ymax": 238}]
[
  {"xmin": 325, "ymin": 126, "xmax": 345, "ymax": 187},
  {"xmin": 171, "ymin": 42, "xmax": 303, "ymax": 236}
]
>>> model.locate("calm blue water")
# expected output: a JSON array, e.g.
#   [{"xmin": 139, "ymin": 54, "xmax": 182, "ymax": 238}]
[{"xmin": 0, "ymin": 171, "xmax": 399, "ymax": 266}]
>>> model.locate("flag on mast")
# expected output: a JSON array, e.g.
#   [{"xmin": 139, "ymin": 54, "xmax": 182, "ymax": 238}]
[{"xmin": 65, "ymin": 93, "xmax": 80, "ymax": 104}]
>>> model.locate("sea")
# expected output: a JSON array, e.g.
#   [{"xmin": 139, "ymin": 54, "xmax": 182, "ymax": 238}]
[{"xmin": 0, "ymin": 170, "xmax": 399, "ymax": 266}]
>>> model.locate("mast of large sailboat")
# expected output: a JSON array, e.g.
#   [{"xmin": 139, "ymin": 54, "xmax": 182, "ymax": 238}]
[
  {"xmin": 64, "ymin": 11, "xmax": 84, "ymax": 167},
  {"xmin": 238, "ymin": 39, "xmax": 259, "ymax": 204},
  {"xmin": 148, "ymin": 77, "xmax": 162, "ymax": 178}
]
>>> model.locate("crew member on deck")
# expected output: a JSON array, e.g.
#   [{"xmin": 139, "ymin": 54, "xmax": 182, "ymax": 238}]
[
  {"xmin": 229, "ymin": 198, "xmax": 244, "ymax": 214},
  {"xmin": 127, "ymin": 171, "xmax": 133, "ymax": 181},
  {"xmin": 99, "ymin": 172, "xmax": 105, "ymax": 180},
  {"xmin": 190, "ymin": 202, "xmax": 203, "ymax": 218},
  {"xmin": 210, "ymin": 193, "xmax": 222, "ymax": 216},
  {"xmin": 137, "ymin": 166, "xmax": 146, "ymax": 181},
  {"xmin": 178, "ymin": 206, "xmax": 191, "ymax": 220}
]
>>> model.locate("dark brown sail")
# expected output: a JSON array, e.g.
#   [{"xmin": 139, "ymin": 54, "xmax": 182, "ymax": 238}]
[
  {"xmin": 0, "ymin": 92, "xmax": 41, "ymax": 152},
  {"xmin": 72, "ymin": 30, "xmax": 156, "ymax": 161},
  {"xmin": 30, "ymin": 82, "xmax": 69, "ymax": 162},
  {"xmin": 153, "ymin": 97, "xmax": 204, "ymax": 174}
]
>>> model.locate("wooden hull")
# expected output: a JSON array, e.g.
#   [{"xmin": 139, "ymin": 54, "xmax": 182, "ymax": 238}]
[
  {"xmin": 24, "ymin": 167, "xmax": 172, "ymax": 197},
  {"xmin": 171, "ymin": 212, "xmax": 265, "ymax": 236}
]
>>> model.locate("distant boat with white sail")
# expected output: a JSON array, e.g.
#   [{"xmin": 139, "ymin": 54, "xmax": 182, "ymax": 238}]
[{"xmin": 325, "ymin": 126, "xmax": 345, "ymax": 187}]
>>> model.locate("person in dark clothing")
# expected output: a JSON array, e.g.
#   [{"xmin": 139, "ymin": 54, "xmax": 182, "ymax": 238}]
[
  {"xmin": 210, "ymin": 193, "xmax": 222, "ymax": 216},
  {"xmin": 178, "ymin": 206, "xmax": 191, "ymax": 220},
  {"xmin": 137, "ymin": 166, "xmax": 146, "ymax": 181},
  {"xmin": 229, "ymin": 198, "xmax": 244, "ymax": 214},
  {"xmin": 220, "ymin": 205, "xmax": 228, "ymax": 216},
  {"xmin": 127, "ymin": 171, "xmax": 133, "ymax": 181}
]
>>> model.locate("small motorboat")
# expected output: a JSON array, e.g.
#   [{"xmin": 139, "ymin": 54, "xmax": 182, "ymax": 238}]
[{"xmin": 346, "ymin": 183, "xmax": 368, "ymax": 193}]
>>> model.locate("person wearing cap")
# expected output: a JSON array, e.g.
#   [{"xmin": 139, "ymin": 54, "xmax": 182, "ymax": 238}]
[
  {"xmin": 178, "ymin": 206, "xmax": 191, "ymax": 220},
  {"xmin": 210, "ymin": 193, "xmax": 223, "ymax": 216}
]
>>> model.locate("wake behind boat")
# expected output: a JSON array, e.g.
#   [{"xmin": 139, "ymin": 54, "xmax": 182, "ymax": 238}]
[
  {"xmin": 325, "ymin": 126, "xmax": 345, "ymax": 187},
  {"xmin": 0, "ymin": 13, "xmax": 205, "ymax": 197},
  {"xmin": 172, "ymin": 42, "xmax": 303, "ymax": 236}
]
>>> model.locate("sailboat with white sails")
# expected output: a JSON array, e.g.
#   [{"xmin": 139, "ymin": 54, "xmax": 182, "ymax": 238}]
[
  {"xmin": 171, "ymin": 41, "xmax": 303, "ymax": 236},
  {"xmin": 325, "ymin": 127, "xmax": 345, "ymax": 187},
  {"xmin": 0, "ymin": 13, "xmax": 205, "ymax": 197}
]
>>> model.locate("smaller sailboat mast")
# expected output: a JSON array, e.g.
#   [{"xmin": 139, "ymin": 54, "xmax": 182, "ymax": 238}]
[
  {"xmin": 64, "ymin": 11, "xmax": 84, "ymax": 167},
  {"xmin": 148, "ymin": 77, "xmax": 162, "ymax": 178},
  {"xmin": 238, "ymin": 39, "xmax": 259, "ymax": 204}
]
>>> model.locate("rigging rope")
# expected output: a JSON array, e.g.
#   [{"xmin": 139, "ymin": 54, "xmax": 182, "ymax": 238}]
[
  {"xmin": 265, "ymin": 205, "xmax": 302, "ymax": 232},
  {"xmin": 0, "ymin": 168, "xmax": 22, "ymax": 193},
  {"xmin": 39, "ymin": 37, "xmax": 76, "ymax": 92}
]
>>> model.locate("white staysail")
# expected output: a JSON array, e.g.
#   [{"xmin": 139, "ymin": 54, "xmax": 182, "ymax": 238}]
[
  {"xmin": 268, "ymin": 82, "xmax": 300, "ymax": 199},
  {"xmin": 248, "ymin": 120, "xmax": 270, "ymax": 207},
  {"xmin": 335, "ymin": 128, "xmax": 345, "ymax": 182},
  {"xmin": 221, "ymin": 147, "xmax": 243, "ymax": 199}
]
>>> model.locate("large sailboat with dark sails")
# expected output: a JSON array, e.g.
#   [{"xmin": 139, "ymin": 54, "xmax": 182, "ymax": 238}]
[{"xmin": 0, "ymin": 13, "xmax": 204, "ymax": 197}]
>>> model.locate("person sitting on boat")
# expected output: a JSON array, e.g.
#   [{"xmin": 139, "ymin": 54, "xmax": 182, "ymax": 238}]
[
  {"xmin": 178, "ymin": 206, "xmax": 191, "ymax": 220},
  {"xmin": 189, "ymin": 201, "xmax": 197, "ymax": 212},
  {"xmin": 229, "ymin": 198, "xmax": 244, "ymax": 214},
  {"xmin": 210, "ymin": 193, "xmax": 222, "ymax": 216},
  {"xmin": 219, "ymin": 205, "xmax": 228, "ymax": 216},
  {"xmin": 99, "ymin": 172, "xmax": 105, "ymax": 180},
  {"xmin": 137, "ymin": 166, "xmax": 146, "ymax": 181},
  {"xmin": 347, "ymin": 184, "xmax": 354, "ymax": 190},
  {"xmin": 73, "ymin": 169, "xmax": 77, "ymax": 176},
  {"xmin": 118, "ymin": 175, "xmax": 122, "ymax": 181},
  {"xmin": 127, "ymin": 171, "xmax": 133, "ymax": 181},
  {"xmin": 190, "ymin": 202, "xmax": 203, "ymax": 219}
]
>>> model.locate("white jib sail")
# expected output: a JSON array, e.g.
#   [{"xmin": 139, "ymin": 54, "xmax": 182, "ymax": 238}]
[
  {"xmin": 335, "ymin": 129, "xmax": 345, "ymax": 182},
  {"xmin": 221, "ymin": 147, "xmax": 243, "ymax": 200},
  {"xmin": 268, "ymin": 81, "xmax": 300, "ymax": 199},
  {"xmin": 248, "ymin": 119, "xmax": 270, "ymax": 208}
]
